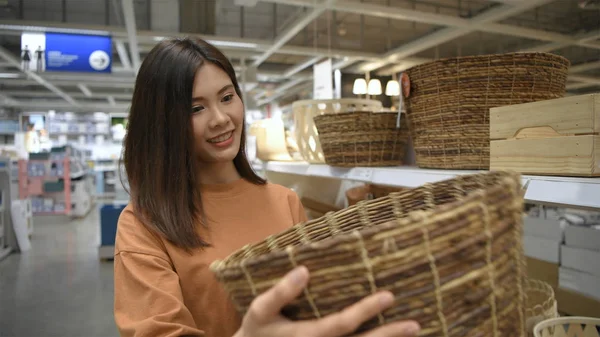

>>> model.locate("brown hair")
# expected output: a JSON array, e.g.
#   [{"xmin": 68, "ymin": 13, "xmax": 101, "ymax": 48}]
[{"xmin": 122, "ymin": 37, "xmax": 265, "ymax": 249}]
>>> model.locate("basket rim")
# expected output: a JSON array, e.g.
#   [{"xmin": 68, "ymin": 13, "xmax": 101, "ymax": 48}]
[
  {"xmin": 291, "ymin": 98, "xmax": 383, "ymax": 108},
  {"xmin": 313, "ymin": 110, "xmax": 401, "ymax": 120},
  {"xmin": 210, "ymin": 171, "xmax": 522, "ymax": 273},
  {"xmin": 533, "ymin": 316, "xmax": 600, "ymax": 337},
  {"xmin": 405, "ymin": 52, "xmax": 570, "ymax": 73}
]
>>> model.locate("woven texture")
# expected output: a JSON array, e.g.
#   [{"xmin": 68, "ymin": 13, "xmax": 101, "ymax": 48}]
[
  {"xmin": 292, "ymin": 99, "xmax": 383, "ymax": 163},
  {"xmin": 405, "ymin": 52, "xmax": 570, "ymax": 170},
  {"xmin": 313, "ymin": 111, "xmax": 410, "ymax": 167},
  {"xmin": 526, "ymin": 280, "xmax": 558, "ymax": 337},
  {"xmin": 211, "ymin": 171, "xmax": 527, "ymax": 336},
  {"xmin": 534, "ymin": 317, "xmax": 600, "ymax": 337}
]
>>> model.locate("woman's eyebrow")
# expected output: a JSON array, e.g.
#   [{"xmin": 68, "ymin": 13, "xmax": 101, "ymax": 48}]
[{"xmin": 192, "ymin": 84, "xmax": 234, "ymax": 102}]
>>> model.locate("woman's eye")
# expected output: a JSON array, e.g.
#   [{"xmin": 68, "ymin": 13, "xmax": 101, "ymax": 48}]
[
  {"xmin": 191, "ymin": 105, "xmax": 204, "ymax": 113},
  {"xmin": 222, "ymin": 94, "xmax": 234, "ymax": 103}
]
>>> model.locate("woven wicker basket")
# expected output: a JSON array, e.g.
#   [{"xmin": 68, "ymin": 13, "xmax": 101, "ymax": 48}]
[
  {"xmin": 292, "ymin": 99, "xmax": 383, "ymax": 163},
  {"xmin": 211, "ymin": 171, "xmax": 527, "ymax": 336},
  {"xmin": 534, "ymin": 317, "xmax": 600, "ymax": 337},
  {"xmin": 313, "ymin": 111, "xmax": 410, "ymax": 167},
  {"xmin": 405, "ymin": 52, "xmax": 570, "ymax": 170},
  {"xmin": 526, "ymin": 280, "xmax": 558, "ymax": 336}
]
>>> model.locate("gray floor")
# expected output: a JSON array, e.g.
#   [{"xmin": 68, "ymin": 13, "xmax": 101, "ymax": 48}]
[{"xmin": 0, "ymin": 210, "xmax": 118, "ymax": 337}]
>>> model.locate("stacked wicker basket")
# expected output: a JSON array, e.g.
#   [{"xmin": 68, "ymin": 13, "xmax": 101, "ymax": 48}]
[
  {"xmin": 404, "ymin": 52, "xmax": 570, "ymax": 170},
  {"xmin": 292, "ymin": 98, "xmax": 410, "ymax": 167}
]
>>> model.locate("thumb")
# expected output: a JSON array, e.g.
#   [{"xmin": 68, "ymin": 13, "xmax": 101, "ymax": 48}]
[{"xmin": 245, "ymin": 266, "xmax": 309, "ymax": 323}]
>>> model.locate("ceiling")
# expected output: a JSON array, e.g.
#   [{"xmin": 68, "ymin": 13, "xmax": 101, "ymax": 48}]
[{"xmin": 0, "ymin": 0, "xmax": 599, "ymax": 112}]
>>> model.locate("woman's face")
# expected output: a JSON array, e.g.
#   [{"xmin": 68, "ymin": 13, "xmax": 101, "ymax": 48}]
[{"xmin": 190, "ymin": 63, "xmax": 244, "ymax": 164}]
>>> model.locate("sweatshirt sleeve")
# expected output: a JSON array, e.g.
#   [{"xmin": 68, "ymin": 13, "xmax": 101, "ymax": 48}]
[{"xmin": 113, "ymin": 206, "xmax": 205, "ymax": 337}]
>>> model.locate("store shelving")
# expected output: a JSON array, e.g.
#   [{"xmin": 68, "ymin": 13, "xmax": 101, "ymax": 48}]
[
  {"xmin": 262, "ymin": 161, "xmax": 600, "ymax": 210},
  {"xmin": 18, "ymin": 157, "xmax": 72, "ymax": 215}
]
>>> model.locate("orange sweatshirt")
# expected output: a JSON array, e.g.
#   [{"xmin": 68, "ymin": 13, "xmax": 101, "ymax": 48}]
[{"xmin": 114, "ymin": 179, "xmax": 307, "ymax": 337}]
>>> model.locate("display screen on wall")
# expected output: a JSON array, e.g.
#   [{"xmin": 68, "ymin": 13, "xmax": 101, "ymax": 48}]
[{"xmin": 21, "ymin": 32, "xmax": 112, "ymax": 73}]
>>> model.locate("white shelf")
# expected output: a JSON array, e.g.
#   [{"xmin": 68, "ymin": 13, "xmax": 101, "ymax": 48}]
[{"xmin": 263, "ymin": 161, "xmax": 600, "ymax": 210}]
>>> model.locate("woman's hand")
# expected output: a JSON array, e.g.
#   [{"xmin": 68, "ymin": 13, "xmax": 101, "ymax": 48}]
[{"xmin": 234, "ymin": 266, "xmax": 420, "ymax": 337}]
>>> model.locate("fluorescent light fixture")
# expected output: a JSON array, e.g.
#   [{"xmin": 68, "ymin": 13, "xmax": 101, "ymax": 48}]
[
  {"xmin": 0, "ymin": 24, "xmax": 109, "ymax": 36},
  {"xmin": 385, "ymin": 80, "xmax": 400, "ymax": 96},
  {"xmin": 353, "ymin": 78, "xmax": 367, "ymax": 95},
  {"xmin": 367, "ymin": 79, "xmax": 382, "ymax": 95},
  {"xmin": 206, "ymin": 40, "xmax": 258, "ymax": 49},
  {"xmin": 153, "ymin": 36, "xmax": 167, "ymax": 42},
  {"xmin": 0, "ymin": 73, "xmax": 20, "ymax": 79}
]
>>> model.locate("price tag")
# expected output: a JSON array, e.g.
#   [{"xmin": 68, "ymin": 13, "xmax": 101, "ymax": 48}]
[{"xmin": 348, "ymin": 168, "xmax": 373, "ymax": 182}]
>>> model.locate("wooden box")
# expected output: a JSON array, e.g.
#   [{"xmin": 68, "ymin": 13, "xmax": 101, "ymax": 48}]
[{"xmin": 490, "ymin": 93, "xmax": 600, "ymax": 176}]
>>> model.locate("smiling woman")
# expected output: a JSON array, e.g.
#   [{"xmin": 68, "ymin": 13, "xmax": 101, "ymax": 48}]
[{"xmin": 113, "ymin": 37, "xmax": 420, "ymax": 337}]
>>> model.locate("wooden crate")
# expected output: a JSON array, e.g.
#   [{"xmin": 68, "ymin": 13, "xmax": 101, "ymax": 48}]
[{"xmin": 490, "ymin": 93, "xmax": 600, "ymax": 177}]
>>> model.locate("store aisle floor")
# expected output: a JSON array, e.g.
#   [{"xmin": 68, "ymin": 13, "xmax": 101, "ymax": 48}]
[{"xmin": 0, "ymin": 209, "xmax": 118, "ymax": 337}]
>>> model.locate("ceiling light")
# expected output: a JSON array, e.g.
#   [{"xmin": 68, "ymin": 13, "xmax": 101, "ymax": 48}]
[
  {"xmin": 367, "ymin": 79, "xmax": 382, "ymax": 95},
  {"xmin": 206, "ymin": 40, "xmax": 258, "ymax": 49},
  {"xmin": 352, "ymin": 78, "xmax": 367, "ymax": 95},
  {"xmin": 385, "ymin": 80, "xmax": 400, "ymax": 96}
]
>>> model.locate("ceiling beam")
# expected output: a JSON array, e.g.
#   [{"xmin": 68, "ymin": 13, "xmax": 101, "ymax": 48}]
[
  {"xmin": 121, "ymin": 0, "xmax": 142, "ymax": 71},
  {"xmin": 256, "ymin": 58, "xmax": 351, "ymax": 106},
  {"xmin": 570, "ymin": 60, "xmax": 600, "ymax": 74},
  {"xmin": 0, "ymin": 21, "xmax": 384, "ymax": 62},
  {"xmin": 77, "ymin": 84, "xmax": 93, "ymax": 97},
  {"xmin": 1, "ymin": 90, "xmax": 133, "ymax": 100},
  {"xmin": 259, "ymin": 0, "xmax": 600, "ymax": 51},
  {"xmin": 0, "ymin": 100, "xmax": 130, "ymax": 111},
  {"xmin": 253, "ymin": 0, "xmax": 336, "ymax": 66},
  {"xmin": 354, "ymin": 0, "xmax": 553, "ymax": 73},
  {"xmin": 115, "ymin": 40, "xmax": 133, "ymax": 72},
  {"xmin": 0, "ymin": 46, "xmax": 78, "ymax": 106},
  {"xmin": 0, "ymin": 93, "xmax": 18, "ymax": 105},
  {"xmin": 283, "ymin": 56, "xmax": 322, "ymax": 78}
]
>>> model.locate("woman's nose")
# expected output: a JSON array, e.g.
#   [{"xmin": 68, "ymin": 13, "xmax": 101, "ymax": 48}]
[{"xmin": 209, "ymin": 106, "xmax": 230, "ymax": 128}]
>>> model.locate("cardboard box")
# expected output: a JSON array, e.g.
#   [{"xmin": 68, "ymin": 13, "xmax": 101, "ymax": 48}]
[
  {"xmin": 565, "ymin": 225, "xmax": 600, "ymax": 251},
  {"xmin": 523, "ymin": 216, "xmax": 564, "ymax": 242},
  {"xmin": 555, "ymin": 287, "xmax": 600, "ymax": 317},
  {"xmin": 526, "ymin": 257, "xmax": 559, "ymax": 289},
  {"xmin": 524, "ymin": 235, "xmax": 561, "ymax": 263},
  {"xmin": 559, "ymin": 267, "xmax": 600, "ymax": 301},
  {"xmin": 561, "ymin": 245, "xmax": 600, "ymax": 277}
]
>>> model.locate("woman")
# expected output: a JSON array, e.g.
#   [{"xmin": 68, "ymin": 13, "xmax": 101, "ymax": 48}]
[{"xmin": 114, "ymin": 37, "xmax": 420, "ymax": 337}]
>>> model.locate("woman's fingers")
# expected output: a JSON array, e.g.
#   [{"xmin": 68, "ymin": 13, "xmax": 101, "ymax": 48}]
[
  {"xmin": 358, "ymin": 321, "xmax": 421, "ymax": 337},
  {"xmin": 245, "ymin": 266, "xmax": 309, "ymax": 324},
  {"xmin": 309, "ymin": 291, "xmax": 396, "ymax": 337}
]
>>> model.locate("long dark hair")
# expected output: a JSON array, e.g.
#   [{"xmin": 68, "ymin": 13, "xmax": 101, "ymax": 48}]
[{"xmin": 122, "ymin": 37, "xmax": 265, "ymax": 249}]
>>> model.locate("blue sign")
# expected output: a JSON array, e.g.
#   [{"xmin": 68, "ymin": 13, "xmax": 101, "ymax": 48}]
[{"xmin": 45, "ymin": 33, "xmax": 112, "ymax": 73}]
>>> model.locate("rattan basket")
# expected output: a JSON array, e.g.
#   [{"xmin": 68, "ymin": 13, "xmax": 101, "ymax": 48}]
[
  {"xmin": 313, "ymin": 111, "xmax": 410, "ymax": 167},
  {"xmin": 405, "ymin": 52, "xmax": 570, "ymax": 170},
  {"xmin": 292, "ymin": 99, "xmax": 383, "ymax": 163},
  {"xmin": 534, "ymin": 317, "xmax": 600, "ymax": 337},
  {"xmin": 211, "ymin": 171, "xmax": 527, "ymax": 336},
  {"xmin": 526, "ymin": 279, "xmax": 558, "ymax": 336}
]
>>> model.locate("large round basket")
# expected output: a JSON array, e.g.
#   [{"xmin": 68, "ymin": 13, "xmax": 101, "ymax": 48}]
[
  {"xmin": 211, "ymin": 171, "xmax": 527, "ymax": 336},
  {"xmin": 313, "ymin": 111, "xmax": 410, "ymax": 167},
  {"xmin": 292, "ymin": 99, "xmax": 383, "ymax": 163},
  {"xmin": 405, "ymin": 52, "xmax": 570, "ymax": 170},
  {"xmin": 525, "ymin": 279, "xmax": 558, "ymax": 336}
]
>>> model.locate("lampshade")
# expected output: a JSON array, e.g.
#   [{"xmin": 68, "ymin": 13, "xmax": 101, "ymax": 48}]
[
  {"xmin": 352, "ymin": 78, "xmax": 367, "ymax": 95},
  {"xmin": 367, "ymin": 79, "xmax": 382, "ymax": 95},
  {"xmin": 385, "ymin": 80, "xmax": 400, "ymax": 96}
]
